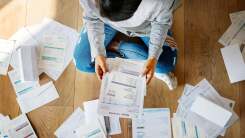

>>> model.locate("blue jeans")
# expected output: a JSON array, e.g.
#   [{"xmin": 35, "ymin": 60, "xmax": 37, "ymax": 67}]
[{"xmin": 73, "ymin": 25, "xmax": 177, "ymax": 74}]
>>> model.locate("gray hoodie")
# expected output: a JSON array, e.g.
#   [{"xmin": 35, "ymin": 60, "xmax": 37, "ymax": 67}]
[{"xmin": 79, "ymin": 0, "xmax": 177, "ymax": 61}]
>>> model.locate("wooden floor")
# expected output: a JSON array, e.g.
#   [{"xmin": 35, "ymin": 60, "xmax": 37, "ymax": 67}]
[{"xmin": 0, "ymin": 0, "xmax": 244, "ymax": 138}]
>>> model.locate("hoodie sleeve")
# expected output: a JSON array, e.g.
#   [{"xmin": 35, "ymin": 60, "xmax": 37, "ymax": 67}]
[
  {"xmin": 148, "ymin": 4, "xmax": 173, "ymax": 60},
  {"xmin": 80, "ymin": 0, "xmax": 106, "ymax": 61}
]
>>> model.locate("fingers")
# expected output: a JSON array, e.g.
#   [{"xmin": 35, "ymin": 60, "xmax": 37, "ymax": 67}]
[
  {"xmin": 95, "ymin": 64, "xmax": 103, "ymax": 80},
  {"xmin": 146, "ymin": 70, "xmax": 154, "ymax": 85}
]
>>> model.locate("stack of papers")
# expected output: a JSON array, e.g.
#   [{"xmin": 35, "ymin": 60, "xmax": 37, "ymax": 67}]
[
  {"xmin": 98, "ymin": 58, "xmax": 146, "ymax": 118},
  {"xmin": 219, "ymin": 10, "xmax": 245, "ymax": 83},
  {"xmin": 132, "ymin": 108, "xmax": 172, "ymax": 138},
  {"xmin": 8, "ymin": 69, "xmax": 59, "ymax": 114},
  {"xmin": 0, "ymin": 39, "xmax": 15, "ymax": 75},
  {"xmin": 175, "ymin": 79, "xmax": 239, "ymax": 138},
  {"xmin": 0, "ymin": 114, "xmax": 37, "ymax": 138},
  {"xmin": 9, "ymin": 17, "xmax": 79, "ymax": 81},
  {"xmin": 55, "ymin": 99, "xmax": 122, "ymax": 138}
]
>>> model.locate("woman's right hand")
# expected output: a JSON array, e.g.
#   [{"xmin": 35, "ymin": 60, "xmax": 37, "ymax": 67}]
[{"xmin": 95, "ymin": 55, "xmax": 108, "ymax": 80}]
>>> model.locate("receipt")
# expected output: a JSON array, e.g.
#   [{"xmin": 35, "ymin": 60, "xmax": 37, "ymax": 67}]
[{"xmin": 0, "ymin": 39, "xmax": 15, "ymax": 75}]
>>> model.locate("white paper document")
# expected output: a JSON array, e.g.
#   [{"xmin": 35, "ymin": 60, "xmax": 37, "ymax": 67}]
[
  {"xmin": 8, "ymin": 70, "xmax": 40, "ymax": 97},
  {"xmin": 39, "ymin": 35, "xmax": 66, "ymax": 71},
  {"xmin": 0, "ymin": 114, "xmax": 11, "ymax": 138},
  {"xmin": 74, "ymin": 121, "xmax": 106, "ymax": 138},
  {"xmin": 55, "ymin": 108, "xmax": 86, "ymax": 138},
  {"xmin": 8, "ymin": 114, "xmax": 37, "ymax": 138},
  {"xmin": 221, "ymin": 43, "xmax": 245, "ymax": 83},
  {"xmin": 190, "ymin": 96, "xmax": 232, "ymax": 127},
  {"xmin": 9, "ymin": 18, "xmax": 79, "ymax": 81},
  {"xmin": 171, "ymin": 113, "xmax": 206, "ymax": 138},
  {"xmin": 132, "ymin": 108, "xmax": 172, "ymax": 138},
  {"xmin": 9, "ymin": 27, "xmax": 40, "ymax": 70},
  {"xmin": 0, "ymin": 39, "xmax": 15, "ymax": 75},
  {"xmin": 17, "ymin": 81, "xmax": 59, "ymax": 113},
  {"xmin": 230, "ymin": 10, "xmax": 245, "ymax": 23},
  {"xmin": 218, "ymin": 16, "xmax": 245, "ymax": 46},
  {"xmin": 98, "ymin": 58, "xmax": 146, "ymax": 118},
  {"xmin": 18, "ymin": 45, "xmax": 39, "ymax": 81},
  {"xmin": 83, "ymin": 100, "xmax": 107, "ymax": 135}
]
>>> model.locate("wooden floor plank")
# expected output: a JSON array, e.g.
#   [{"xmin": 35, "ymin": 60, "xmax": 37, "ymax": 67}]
[{"xmin": 184, "ymin": 0, "xmax": 245, "ymax": 137}]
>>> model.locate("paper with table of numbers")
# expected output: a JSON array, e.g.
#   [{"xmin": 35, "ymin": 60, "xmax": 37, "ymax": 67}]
[
  {"xmin": 98, "ymin": 58, "xmax": 146, "ymax": 119},
  {"xmin": 0, "ymin": 39, "xmax": 15, "ymax": 75},
  {"xmin": 132, "ymin": 108, "xmax": 172, "ymax": 138}
]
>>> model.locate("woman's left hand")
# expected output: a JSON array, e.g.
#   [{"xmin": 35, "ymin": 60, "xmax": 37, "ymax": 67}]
[{"xmin": 142, "ymin": 57, "xmax": 157, "ymax": 84}]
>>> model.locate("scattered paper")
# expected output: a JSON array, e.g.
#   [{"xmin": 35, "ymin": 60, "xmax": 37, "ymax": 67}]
[
  {"xmin": 0, "ymin": 39, "xmax": 15, "ymax": 75},
  {"xmin": 8, "ymin": 70, "xmax": 40, "ymax": 97},
  {"xmin": 8, "ymin": 114, "xmax": 37, "ymax": 138},
  {"xmin": 171, "ymin": 113, "xmax": 206, "ymax": 138},
  {"xmin": 18, "ymin": 45, "xmax": 39, "ymax": 81},
  {"xmin": 74, "ymin": 121, "xmax": 106, "ymax": 138},
  {"xmin": 132, "ymin": 108, "xmax": 172, "ymax": 138},
  {"xmin": 218, "ymin": 16, "xmax": 245, "ymax": 46},
  {"xmin": 9, "ymin": 18, "xmax": 79, "ymax": 81},
  {"xmin": 17, "ymin": 81, "xmax": 59, "ymax": 113},
  {"xmin": 221, "ymin": 43, "xmax": 245, "ymax": 83},
  {"xmin": 190, "ymin": 95, "xmax": 232, "ymax": 127},
  {"xmin": 55, "ymin": 108, "xmax": 86, "ymax": 138},
  {"xmin": 176, "ymin": 79, "xmax": 239, "ymax": 138}
]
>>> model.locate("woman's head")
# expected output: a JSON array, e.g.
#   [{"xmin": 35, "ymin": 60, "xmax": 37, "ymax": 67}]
[{"xmin": 98, "ymin": 0, "xmax": 142, "ymax": 21}]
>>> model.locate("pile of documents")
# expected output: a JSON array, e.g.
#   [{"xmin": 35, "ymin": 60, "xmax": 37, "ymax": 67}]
[
  {"xmin": 55, "ymin": 99, "xmax": 121, "ymax": 138},
  {"xmin": 0, "ymin": 114, "xmax": 37, "ymax": 138},
  {"xmin": 9, "ymin": 17, "xmax": 79, "ymax": 81},
  {"xmin": 174, "ymin": 79, "xmax": 239, "ymax": 138},
  {"xmin": 0, "ymin": 18, "xmax": 80, "ymax": 114},
  {"xmin": 98, "ymin": 58, "xmax": 146, "ymax": 118},
  {"xmin": 219, "ymin": 10, "xmax": 245, "ymax": 83}
]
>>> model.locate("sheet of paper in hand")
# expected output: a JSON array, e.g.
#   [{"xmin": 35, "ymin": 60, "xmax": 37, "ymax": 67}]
[{"xmin": 98, "ymin": 59, "xmax": 146, "ymax": 118}]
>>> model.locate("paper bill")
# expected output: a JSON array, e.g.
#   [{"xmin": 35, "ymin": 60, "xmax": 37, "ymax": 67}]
[
  {"xmin": 17, "ymin": 81, "xmax": 59, "ymax": 113},
  {"xmin": 132, "ymin": 108, "xmax": 172, "ymax": 138}
]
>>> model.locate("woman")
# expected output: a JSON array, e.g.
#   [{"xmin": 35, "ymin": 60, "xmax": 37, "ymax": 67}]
[{"xmin": 74, "ymin": 0, "xmax": 179, "ymax": 90}]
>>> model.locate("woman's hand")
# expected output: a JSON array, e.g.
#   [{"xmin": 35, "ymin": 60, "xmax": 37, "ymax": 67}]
[
  {"xmin": 95, "ymin": 55, "xmax": 108, "ymax": 80},
  {"xmin": 142, "ymin": 57, "xmax": 157, "ymax": 84}
]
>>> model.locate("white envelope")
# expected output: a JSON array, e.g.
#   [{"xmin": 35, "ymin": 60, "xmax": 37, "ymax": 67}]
[
  {"xmin": 190, "ymin": 96, "xmax": 232, "ymax": 128},
  {"xmin": 221, "ymin": 43, "xmax": 245, "ymax": 83}
]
